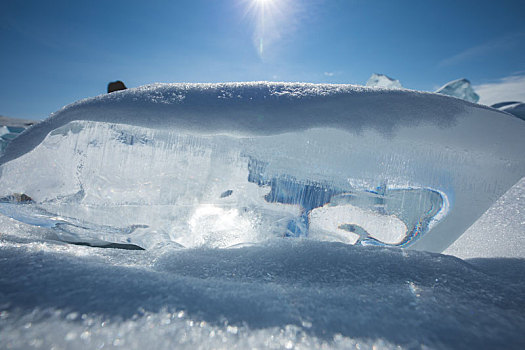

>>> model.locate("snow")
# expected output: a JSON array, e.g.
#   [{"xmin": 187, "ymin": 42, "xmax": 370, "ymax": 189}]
[
  {"xmin": 0, "ymin": 82, "xmax": 524, "ymax": 254},
  {"xmin": 1, "ymin": 236, "xmax": 524, "ymax": 349},
  {"xmin": 365, "ymin": 73, "xmax": 402, "ymax": 89},
  {"xmin": 0, "ymin": 82, "xmax": 524, "ymax": 349},
  {"xmin": 435, "ymin": 78, "xmax": 480, "ymax": 103}
]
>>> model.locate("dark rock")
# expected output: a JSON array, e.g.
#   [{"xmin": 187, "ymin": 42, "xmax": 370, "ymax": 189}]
[
  {"xmin": 220, "ymin": 190, "xmax": 233, "ymax": 198},
  {"xmin": 70, "ymin": 241, "xmax": 145, "ymax": 250},
  {"xmin": 107, "ymin": 81, "xmax": 127, "ymax": 93},
  {"xmin": 0, "ymin": 193, "xmax": 33, "ymax": 203}
]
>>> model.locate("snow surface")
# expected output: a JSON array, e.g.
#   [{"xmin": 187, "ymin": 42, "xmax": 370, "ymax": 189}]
[
  {"xmin": 0, "ymin": 82, "xmax": 524, "ymax": 349},
  {"xmin": 1, "ymin": 232, "xmax": 524, "ymax": 349},
  {"xmin": 435, "ymin": 78, "xmax": 480, "ymax": 103},
  {"xmin": 0, "ymin": 82, "xmax": 524, "ymax": 254},
  {"xmin": 365, "ymin": 73, "xmax": 402, "ymax": 89}
]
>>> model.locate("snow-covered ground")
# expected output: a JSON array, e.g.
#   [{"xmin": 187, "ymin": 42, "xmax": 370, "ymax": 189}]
[
  {"xmin": 1, "ymin": 221, "xmax": 524, "ymax": 349},
  {"xmin": 1, "ymin": 83, "xmax": 524, "ymax": 349}
]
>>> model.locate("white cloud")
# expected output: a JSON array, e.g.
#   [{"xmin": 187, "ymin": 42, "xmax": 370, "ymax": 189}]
[
  {"xmin": 474, "ymin": 75, "xmax": 525, "ymax": 106},
  {"xmin": 439, "ymin": 33, "xmax": 525, "ymax": 67},
  {"xmin": 324, "ymin": 72, "xmax": 335, "ymax": 77}
]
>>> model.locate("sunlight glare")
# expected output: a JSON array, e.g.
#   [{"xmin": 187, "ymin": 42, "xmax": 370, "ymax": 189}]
[{"xmin": 242, "ymin": 0, "xmax": 295, "ymax": 59}]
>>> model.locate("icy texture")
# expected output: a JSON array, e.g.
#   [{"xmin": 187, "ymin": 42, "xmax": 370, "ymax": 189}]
[
  {"xmin": 444, "ymin": 177, "xmax": 525, "ymax": 259},
  {"xmin": 365, "ymin": 73, "xmax": 402, "ymax": 89},
  {"xmin": 0, "ymin": 127, "xmax": 24, "ymax": 156},
  {"xmin": 494, "ymin": 102, "xmax": 525, "ymax": 121},
  {"xmin": 1, "ymin": 234, "xmax": 525, "ymax": 349},
  {"xmin": 435, "ymin": 78, "xmax": 480, "ymax": 103},
  {"xmin": 0, "ymin": 82, "xmax": 524, "ymax": 253}
]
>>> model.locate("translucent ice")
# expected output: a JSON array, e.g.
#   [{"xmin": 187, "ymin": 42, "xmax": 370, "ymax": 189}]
[
  {"xmin": 435, "ymin": 78, "xmax": 480, "ymax": 103},
  {"xmin": 0, "ymin": 82, "xmax": 524, "ymax": 252},
  {"xmin": 365, "ymin": 73, "xmax": 402, "ymax": 89},
  {"xmin": 0, "ymin": 116, "xmax": 37, "ymax": 156}
]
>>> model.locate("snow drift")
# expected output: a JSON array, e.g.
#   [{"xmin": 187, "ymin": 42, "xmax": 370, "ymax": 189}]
[{"xmin": 1, "ymin": 238, "xmax": 524, "ymax": 349}]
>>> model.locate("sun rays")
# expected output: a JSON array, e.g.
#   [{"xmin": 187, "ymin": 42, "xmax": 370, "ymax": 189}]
[{"xmin": 242, "ymin": 0, "xmax": 296, "ymax": 59}]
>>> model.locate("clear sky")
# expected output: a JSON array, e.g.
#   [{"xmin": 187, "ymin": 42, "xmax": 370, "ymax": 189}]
[{"xmin": 1, "ymin": 0, "xmax": 525, "ymax": 119}]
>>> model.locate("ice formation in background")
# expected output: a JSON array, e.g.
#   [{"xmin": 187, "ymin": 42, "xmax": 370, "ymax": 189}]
[
  {"xmin": 0, "ymin": 116, "xmax": 37, "ymax": 156},
  {"xmin": 435, "ymin": 78, "xmax": 480, "ymax": 103},
  {"xmin": 491, "ymin": 101, "xmax": 525, "ymax": 120},
  {"xmin": 365, "ymin": 73, "xmax": 402, "ymax": 89},
  {"xmin": 0, "ymin": 82, "xmax": 524, "ymax": 252}
]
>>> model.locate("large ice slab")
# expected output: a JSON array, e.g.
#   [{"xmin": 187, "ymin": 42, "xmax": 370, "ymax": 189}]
[
  {"xmin": 436, "ymin": 78, "xmax": 480, "ymax": 103},
  {"xmin": 0, "ymin": 82, "xmax": 524, "ymax": 252}
]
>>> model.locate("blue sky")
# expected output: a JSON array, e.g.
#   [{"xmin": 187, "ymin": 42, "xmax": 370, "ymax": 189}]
[{"xmin": 1, "ymin": 0, "xmax": 525, "ymax": 119}]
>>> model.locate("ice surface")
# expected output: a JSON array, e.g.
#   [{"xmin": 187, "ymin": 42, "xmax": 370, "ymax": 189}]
[
  {"xmin": 365, "ymin": 73, "xmax": 402, "ymax": 89},
  {"xmin": 443, "ymin": 176, "xmax": 525, "ymax": 259},
  {"xmin": 0, "ymin": 82, "xmax": 524, "ymax": 253},
  {"xmin": 435, "ymin": 78, "xmax": 480, "ymax": 103}
]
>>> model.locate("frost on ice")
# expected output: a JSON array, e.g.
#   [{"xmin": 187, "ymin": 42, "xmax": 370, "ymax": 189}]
[
  {"xmin": 365, "ymin": 73, "xmax": 402, "ymax": 89},
  {"xmin": 0, "ymin": 82, "xmax": 524, "ymax": 253},
  {"xmin": 435, "ymin": 78, "xmax": 480, "ymax": 103}
]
